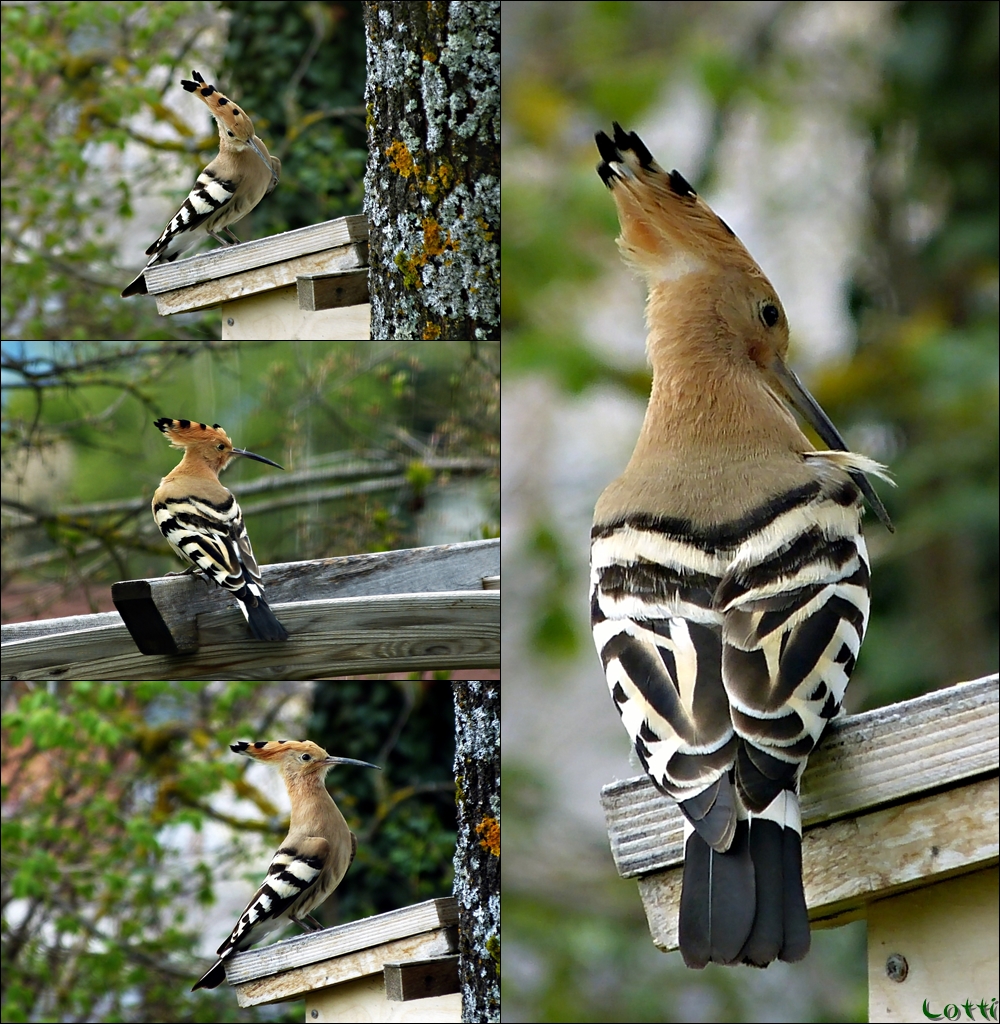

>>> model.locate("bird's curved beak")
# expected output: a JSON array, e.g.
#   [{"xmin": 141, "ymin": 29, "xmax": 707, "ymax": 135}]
[
  {"xmin": 231, "ymin": 447, "xmax": 284, "ymax": 470},
  {"xmin": 324, "ymin": 756, "xmax": 382, "ymax": 770},
  {"xmin": 769, "ymin": 356, "xmax": 893, "ymax": 531},
  {"xmin": 247, "ymin": 137, "xmax": 280, "ymax": 189}
]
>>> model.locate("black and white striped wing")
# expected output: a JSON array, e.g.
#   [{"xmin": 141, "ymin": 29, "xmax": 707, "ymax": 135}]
[
  {"xmin": 590, "ymin": 520, "xmax": 738, "ymax": 848},
  {"xmin": 216, "ymin": 840, "xmax": 329, "ymax": 960},
  {"xmin": 153, "ymin": 492, "xmax": 256, "ymax": 592},
  {"xmin": 146, "ymin": 168, "xmax": 238, "ymax": 263},
  {"xmin": 705, "ymin": 480, "xmax": 870, "ymax": 967},
  {"xmin": 718, "ymin": 485, "xmax": 871, "ymax": 811},
  {"xmin": 153, "ymin": 490, "xmax": 286, "ymax": 641},
  {"xmin": 153, "ymin": 492, "xmax": 241, "ymax": 583}
]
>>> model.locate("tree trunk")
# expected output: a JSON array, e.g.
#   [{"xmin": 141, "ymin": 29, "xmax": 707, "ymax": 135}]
[
  {"xmin": 452, "ymin": 681, "xmax": 500, "ymax": 1022},
  {"xmin": 363, "ymin": 2, "xmax": 499, "ymax": 340}
]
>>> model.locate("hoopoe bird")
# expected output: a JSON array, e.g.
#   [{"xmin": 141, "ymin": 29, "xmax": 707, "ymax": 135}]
[
  {"xmin": 590, "ymin": 124, "xmax": 893, "ymax": 969},
  {"xmin": 152, "ymin": 417, "xmax": 288, "ymax": 642},
  {"xmin": 192, "ymin": 740, "xmax": 380, "ymax": 990},
  {"xmin": 121, "ymin": 70, "xmax": 280, "ymax": 297}
]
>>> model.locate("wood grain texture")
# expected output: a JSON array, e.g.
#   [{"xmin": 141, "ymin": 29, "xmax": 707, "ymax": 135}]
[
  {"xmin": 383, "ymin": 956, "xmax": 460, "ymax": 1001},
  {"xmin": 5, "ymin": 591, "xmax": 499, "ymax": 680},
  {"xmin": 296, "ymin": 269, "xmax": 370, "ymax": 311},
  {"xmin": 154, "ymin": 243, "xmax": 368, "ymax": 315},
  {"xmin": 145, "ymin": 215, "xmax": 368, "ymax": 293},
  {"xmin": 3, "ymin": 539, "xmax": 500, "ymax": 679},
  {"xmin": 236, "ymin": 929, "xmax": 457, "ymax": 1007},
  {"xmin": 226, "ymin": 897, "xmax": 459, "ymax": 1005}
]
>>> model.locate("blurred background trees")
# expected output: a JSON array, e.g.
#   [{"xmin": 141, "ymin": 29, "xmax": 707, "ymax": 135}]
[{"xmin": 502, "ymin": 2, "xmax": 997, "ymax": 1021}]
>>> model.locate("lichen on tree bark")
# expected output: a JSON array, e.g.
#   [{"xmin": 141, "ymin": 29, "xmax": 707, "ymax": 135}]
[{"xmin": 364, "ymin": 1, "xmax": 499, "ymax": 340}]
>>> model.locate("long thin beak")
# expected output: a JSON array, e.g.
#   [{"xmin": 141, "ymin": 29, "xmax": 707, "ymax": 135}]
[
  {"xmin": 769, "ymin": 356, "xmax": 894, "ymax": 532},
  {"xmin": 324, "ymin": 756, "xmax": 382, "ymax": 770},
  {"xmin": 232, "ymin": 447, "xmax": 284, "ymax": 470},
  {"xmin": 247, "ymin": 136, "xmax": 279, "ymax": 189}
]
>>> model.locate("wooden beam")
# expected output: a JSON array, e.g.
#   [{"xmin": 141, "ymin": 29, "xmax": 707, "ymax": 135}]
[
  {"xmin": 1, "ymin": 539, "xmax": 499, "ymax": 677},
  {"xmin": 4, "ymin": 590, "xmax": 498, "ymax": 680},
  {"xmin": 383, "ymin": 956, "xmax": 460, "ymax": 1001},
  {"xmin": 227, "ymin": 897, "xmax": 458, "ymax": 983},
  {"xmin": 637, "ymin": 775, "xmax": 999, "ymax": 952},
  {"xmin": 297, "ymin": 269, "xmax": 369, "ymax": 310}
]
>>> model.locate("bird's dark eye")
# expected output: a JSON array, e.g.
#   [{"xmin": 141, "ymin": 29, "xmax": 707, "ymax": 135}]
[
  {"xmin": 301, "ymin": 754, "xmax": 311, "ymax": 761},
  {"xmin": 761, "ymin": 303, "xmax": 780, "ymax": 327},
  {"xmin": 217, "ymin": 444, "xmax": 226, "ymax": 450}
]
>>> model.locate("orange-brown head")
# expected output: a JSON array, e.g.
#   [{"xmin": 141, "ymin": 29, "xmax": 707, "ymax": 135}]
[
  {"xmin": 595, "ymin": 124, "xmax": 893, "ymax": 529},
  {"xmin": 596, "ymin": 122, "xmax": 790, "ymax": 380},
  {"xmin": 230, "ymin": 740, "xmax": 380, "ymax": 781},
  {"xmin": 181, "ymin": 70, "xmax": 278, "ymax": 186},
  {"xmin": 154, "ymin": 417, "xmax": 283, "ymax": 478}
]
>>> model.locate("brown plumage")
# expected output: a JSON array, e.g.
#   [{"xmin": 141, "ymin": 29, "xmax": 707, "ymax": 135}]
[
  {"xmin": 591, "ymin": 123, "xmax": 893, "ymax": 969},
  {"xmin": 192, "ymin": 740, "xmax": 380, "ymax": 990},
  {"xmin": 122, "ymin": 70, "xmax": 280, "ymax": 297}
]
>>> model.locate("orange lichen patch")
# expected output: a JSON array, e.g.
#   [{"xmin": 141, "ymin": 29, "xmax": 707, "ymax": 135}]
[
  {"xmin": 393, "ymin": 218, "xmax": 460, "ymax": 291},
  {"xmin": 422, "ymin": 322, "xmax": 442, "ymax": 340},
  {"xmin": 475, "ymin": 815, "xmax": 500, "ymax": 856},
  {"xmin": 422, "ymin": 216, "xmax": 456, "ymax": 257},
  {"xmin": 422, "ymin": 160, "xmax": 454, "ymax": 201},
  {"xmin": 386, "ymin": 139, "xmax": 418, "ymax": 178},
  {"xmin": 385, "ymin": 141, "xmax": 457, "ymax": 204}
]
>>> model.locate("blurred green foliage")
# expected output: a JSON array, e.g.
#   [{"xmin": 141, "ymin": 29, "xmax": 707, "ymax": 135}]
[
  {"xmin": 1, "ymin": 680, "xmax": 455, "ymax": 1023},
  {"xmin": 310, "ymin": 681, "xmax": 456, "ymax": 922}
]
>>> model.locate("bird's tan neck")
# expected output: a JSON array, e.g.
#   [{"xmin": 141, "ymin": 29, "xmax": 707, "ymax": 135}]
[
  {"xmin": 634, "ymin": 358, "xmax": 803, "ymax": 464},
  {"xmin": 163, "ymin": 450, "xmax": 225, "ymax": 482},
  {"xmin": 284, "ymin": 772, "xmax": 345, "ymax": 838},
  {"xmin": 596, "ymin": 329, "xmax": 816, "ymax": 526}
]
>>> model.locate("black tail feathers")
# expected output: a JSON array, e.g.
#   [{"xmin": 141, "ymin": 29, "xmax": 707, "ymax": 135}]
[{"xmin": 678, "ymin": 818, "xmax": 810, "ymax": 968}]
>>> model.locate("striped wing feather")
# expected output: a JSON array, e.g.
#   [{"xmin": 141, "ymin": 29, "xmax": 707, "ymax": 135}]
[{"xmin": 217, "ymin": 838, "xmax": 329, "ymax": 958}]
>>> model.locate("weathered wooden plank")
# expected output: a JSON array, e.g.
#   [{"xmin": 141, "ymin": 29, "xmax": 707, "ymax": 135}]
[
  {"xmin": 3, "ymin": 591, "xmax": 499, "ymax": 680},
  {"xmin": 383, "ymin": 956, "xmax": 460, "ymax": 1001},
  {"xmin": 145, "ymin": 216, "xmax": 368, "ymax": 293},
  {"xmin": 601, "ymin": 675, "xmax": 999, "ymax": 879},
  {"xmin": 236, "ymin": 930, "xmax": 457, "ymax": 1009},
  {"xmin": 107, "ymin": 538, "xmax": 499, "ymax": 656},
  {"xmin": 1, "ymin": 610, "xmax": 124, "ymax": 643},
  {"xmin": 296, "ymin": 269, "xmax": 370, "ymax": 311},
  {"xmin": 3, "ymin": 539, "xmax": 498, "ymax": 645},
  {"xmin": 227, "ymin": 898, "xmax": 458, "ymax": 985},
  {"xmin": 638, "ymin": 775, "xmax": 999, "ymax": 953}
]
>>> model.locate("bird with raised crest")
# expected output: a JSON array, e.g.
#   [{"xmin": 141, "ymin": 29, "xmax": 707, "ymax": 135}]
[
  {"xmin": 192, "ymin": 740, "xmax": 380, "ymax": 990},
  {"xmin": 152, "ymin": 417, "xmax": 288, "ymax": 642},
  {"xmin": 590, "ymin": 123, "xmax": 893, "ymax": 969},
  {"xmin": 121, "ymin": 70, "xmax": 280, "ymax": 298}
]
